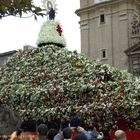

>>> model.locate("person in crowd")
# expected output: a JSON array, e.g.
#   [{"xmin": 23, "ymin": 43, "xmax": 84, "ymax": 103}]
[
  {"xmin": 62, "ymin": 127, "xmax": 72, "ymax": 140},
  {"xmin": 37, "ymin": 124, "xmax": 48, "ymax": 140},
  {"xmin": 21, "ymin": 133, "xmax": 37, "ymax": 140},
  {"xmin": 69, "ymin": 117, "xmax": 80, "ymax": 128},
  {"xmin": 77, "ymin": 126, "xmax": 91, "ymax": 140},
  {"xmin": 47, "ymin": 129, "xmax": 57, "ymax": 140},
  {"xmin": 114, "ymin": 130, "xmax": 126, "ymax": 140},
  {"xmin": 53, "ymin": 130, "xmax": 62, "ymax": 140},
  {"xmin": 88, "ymin": 125, "xmax": 99, "ymax": 140},
  {"xmin": 74, "ymin": 133, "xmax": 88, "ymax": 140},
  {"xmin": 53, "ymin": 124, "xmax": 64, "ymax": 140},
  {"xmin": 9, "ymin": 129, "xmax": 23, "ymax": 140}
]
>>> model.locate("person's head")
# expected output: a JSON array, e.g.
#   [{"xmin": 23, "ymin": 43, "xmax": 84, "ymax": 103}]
[
  {"xmin": 114, "ymin": 130, "xmax": 126, "ymax": 140},
  {"xmin": 93, "ymin": 126, "xmax": 97, "ymax": 131},
  {"xmin": 37, "ymin": 124, "xmax": 48, "ymax": 136},
  {"xmin": 16, "ymin": 128, "xmax": 23, "ymax": 136},
  {"xmin": 9, "ymin": 129, "xmax": 22, "ymax": 140},
  {"xmin": 62, "ymin": 127, "xmax": 72, "ymax": 139},
  {"xmin": 47, "ymin": 129, "xmax": 58, "ymax": 140},
  {"xmin": 92, "ymin": 123, "xmax": 99, "ymax": 131},
  {"xmin": 74, "ymin": 133, "xmax": 88, "ymax": 140},
  {"xmin": 70, "ymin": 117, "xmax": 80, "ymax": 127}
]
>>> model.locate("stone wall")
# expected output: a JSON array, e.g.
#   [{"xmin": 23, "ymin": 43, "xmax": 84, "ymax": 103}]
[
  {"xmin": 0, "ymin": 50, "xmax": 17, "ymax": 66},
  {"xmin": 76, "ymin": 0, "xmax": 140, "ymax": 71}
]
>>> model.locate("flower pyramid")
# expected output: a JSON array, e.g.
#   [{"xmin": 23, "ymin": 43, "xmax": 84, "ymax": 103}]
[{"xmin": 0, "ymin": 16, "xmax": 140, "ymax": 130}]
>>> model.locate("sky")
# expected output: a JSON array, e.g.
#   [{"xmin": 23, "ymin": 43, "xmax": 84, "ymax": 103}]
[{"xmin": 0, "ymin": 0, "xmax": 80, "ymax": 53}]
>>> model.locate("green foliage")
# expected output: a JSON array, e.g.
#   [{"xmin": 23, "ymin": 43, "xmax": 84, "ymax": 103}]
[
  {"xmin": 0, "ymin": 45, "xmax": 139, "ymax": 129},
  {"xmin": 0, "ymin": 0, "xmax": 44, "ymax": 19}
]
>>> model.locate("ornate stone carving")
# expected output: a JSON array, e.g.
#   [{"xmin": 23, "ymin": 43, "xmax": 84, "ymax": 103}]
[
  {"xmin": 131, "ymin": 16, "xmax": 140, "ymax": 46},
  {"xmin": 132, "ymin": 16, "xmax": 140, "ymax": 35}
]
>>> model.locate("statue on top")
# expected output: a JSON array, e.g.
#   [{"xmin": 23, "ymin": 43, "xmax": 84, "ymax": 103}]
[
  {"xmin": 37, "ymin": 0, "xmax": 66, "ymax": 48},
  {"xmin": 42, "ymin": 0, "xmax": 57, "ymax": 20}
]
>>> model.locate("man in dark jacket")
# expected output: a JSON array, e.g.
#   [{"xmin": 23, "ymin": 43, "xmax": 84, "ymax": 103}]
[{"xmin": 37, "ymin": 124, "xmax": 48, "ymax": 140}]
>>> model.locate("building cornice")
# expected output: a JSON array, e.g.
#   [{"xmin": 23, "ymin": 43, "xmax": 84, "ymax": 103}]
[
  {"xmin": 75, "ymin": 0, "xmax": 140, "ymax": 16},
  {"xmin": 0, "ymin": 50, "xmax": 17, "ymax": 57},
  {"xmin": 125, "ymin": 41, "xmax": 140, "ymax": 55}
]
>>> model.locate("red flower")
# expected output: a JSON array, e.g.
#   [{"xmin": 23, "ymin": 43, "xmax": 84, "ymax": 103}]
[{"xmin": 56, "ymin": 24, "xmax": 62, "ymax": 36}]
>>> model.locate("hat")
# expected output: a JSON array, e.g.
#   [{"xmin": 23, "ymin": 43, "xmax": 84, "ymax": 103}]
[{"xmin": 70, "ymin": 117, "xmax": 80, "ymax": 127}]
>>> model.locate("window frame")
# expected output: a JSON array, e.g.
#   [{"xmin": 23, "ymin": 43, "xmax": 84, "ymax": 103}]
[
  {"xmin": 101, "ymin": 49, "xmax": 107, "ymax": 59},
  {"xmin": 100, "ymin": 13, "xmax": 105, "ymax": 24}
]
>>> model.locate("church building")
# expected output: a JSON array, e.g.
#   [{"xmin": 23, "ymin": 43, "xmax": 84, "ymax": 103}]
[{"xmin": 76, "ymin": 0, "xmax": 140, "ymax": 76}]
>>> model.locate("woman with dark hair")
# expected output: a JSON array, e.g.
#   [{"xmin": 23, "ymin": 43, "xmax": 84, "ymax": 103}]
[
  {"xmin": 47, "ymin": 129, "xmax": 57, "ymax": 140},
  {"xmin": 37, "ymin": 124, "xmax": 48, "ymax": 140}
]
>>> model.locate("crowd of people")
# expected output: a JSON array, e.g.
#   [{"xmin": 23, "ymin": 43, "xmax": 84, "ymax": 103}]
[{"xmin": 0, "ymin": 124, "xmax": 126, "ymax": 140}]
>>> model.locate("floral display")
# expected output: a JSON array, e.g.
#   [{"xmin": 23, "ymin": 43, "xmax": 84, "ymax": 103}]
[
  {"xmin": 36, "ymin": 20, "xmax": 66, "ymax": 47},
  {"xmin": 0, "ymin": 45, "xmax": 139, "ymax": 130}
]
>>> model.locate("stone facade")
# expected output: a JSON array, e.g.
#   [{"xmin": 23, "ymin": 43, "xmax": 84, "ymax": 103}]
[
  {"xmin": 0, "ymin": 45, "xmax": 35, "ymax": 66},
  {"xmin": 0, "ymin": 50, "xmax": 17, "ymax": 66},
  {"xmin": 76, "ymin": 0, "xmax": 140, "ymax": 75}
]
